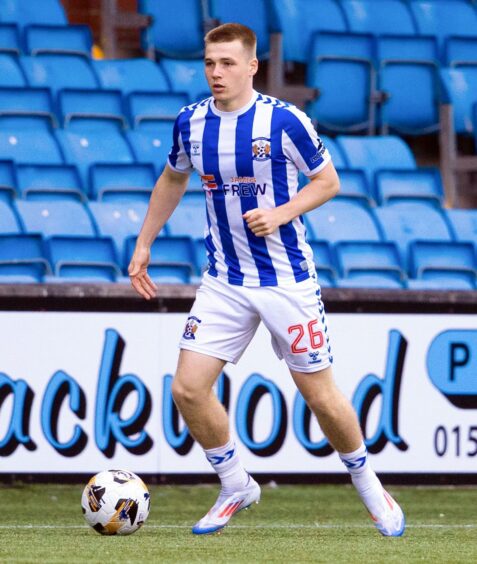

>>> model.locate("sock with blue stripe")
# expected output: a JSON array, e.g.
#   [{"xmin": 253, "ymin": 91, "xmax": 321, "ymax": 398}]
[
  {"xmin": 205, "ymin": 438, "xmax": 249, "ymax": 496},
  {"xmin": 339, "ymin": 443, "xmax": 385, "ymax": 518}
]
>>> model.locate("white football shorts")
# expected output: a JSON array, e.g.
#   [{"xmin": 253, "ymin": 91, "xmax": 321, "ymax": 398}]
[{"xmin": 179, "ymin": 273, "xmax": 333, "ymax": 373}]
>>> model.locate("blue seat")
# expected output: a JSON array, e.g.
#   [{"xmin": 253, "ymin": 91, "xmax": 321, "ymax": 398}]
[
  {"xmin": 128, "ymin": 92, "xmax": 189, "ymax": 128},
  {"xmin": 446, "ymin": 209, "xmax": 477, "ymax": 242},
  {"xmin": 379, "ymin": 61, "xmax": 439, "ymax": 135},
  {"xmin": 376, "ymin": 35, "xmax": 439, "ymax": 65},
  {"xmin": 407, "ymin": 271, "xmax": 475, "ymax": 291},
  {"xmin": 336, "ymin": 169, "xmax": 373, "ymax": 206},
  {"xmin": 209, "ymin": 0, "xmax": 271, "ymax": 59},
  {"xmin": 373, "ymin": 201, "xmax": 453, "ymax": 266},
  {"xmin": 311, "ymin": 31, "xmax": 373, "ymax": 61},
  {"xmin": 160, "ymin": 59, "xmax": 210, "ymax": 103},
  {"xmin": 167, "ymin": 192, "xmax": 207, "ymax": 239},
  {"xmin": 409, "ymin": 241, "xmax": 477, "ymax": 279},
  {"xmin": 0, "ymin": 200, "xmax": 20, "ymax": 233},
  {"xmin": 93, "ymin": 58, "xmax": 169, "ymax": 95},
  {"xmin": 334, "ymin": 240, "xmax": 404, "ymax": 279},
  {"xmin": 440, "ymin": 65, "xmax": 477, "ymax": 135},
  {"xmin": 126, "ymin": 124, "xmax": 174, "ymax": 174},
  {"xmin": 192, "ymin": 237, "xmax": 208, "ymax": 275},
  {"xmin": 0, "ymin": 0, "xmax": 67, "ymax": 27},
  {"xmin": 0, "ymin": 23, "xmax": 21, "ymax": 54},
  {"xmin": 445, "ymin": 37, "xmax": 477, "ymax": 67},
  {"xmin": 336, "ymin": 135, "xmax": 416, "ymax": 190},
  {"xmin": 16, "ymin": 163, "xmax": 84, "ymax": 201},
  {"xmin": 88, "ymin": 201, "xmax": 162, "ymax": 261},
  {"xmin": 0, "ymin": 233, "xmax": 50, "ymax": 280},
  {"xmin": 55, "ymin": 126, "xmax": 134, "ymax": 188},
  {"xmin": 320, "ymin": 134, "xmax": 347, "ymax": 169},
  {"xmin": 270, "ymin": 0, "xmax": 347, "ymax": 64},
  {"xmin": 58, "ymin": 88, "xmax": 126, "ymax": 130},
  {"xmin": 16, "ymin": 200, "xmax": 96, "ymax": 236},
  {"xmin": 0, "ymin": 159, "xmax": 16, "ymax": 202},
  {"xmin": 0, "ymin": 128, "xmax": 63, "ymax": 164},
  {"xmin": 0, "ymin": 53, "xmax": 26, "ymax": 87},
  {"xmin": 138, "ymin": 0, "xmax": 204, "ymax": 58},
  {"xmin": 0, "ymin": 86, "xmax": 56, "ymax": 130},
  {"xmin": 410, "ymin": 0, "xmax": 477, "ymax": 61},
  {"xmin": 90, "ymin": 162, "xmax": 156, "ymax": 202},
  {"xmin": 308, "ymin": 239, "xmax": 337, "ymax": 282},
  {"xmin": 336, "ymin": 271, "xmax": 405, "ymax": 289},
  {"xmin": 148, "ymin": 263, "xmax": 192, "ymax": 284},
  {"xmin": 47, "ymin": 235, "xmax": 120, "ymax": 281},
  {"xmin": 340, "ymin": 0, "xmax": 415, "ymax": 35},
  {"xmin": 125, "ymin": 234, "xmax": 195, "ymax": 275},
  {"xmin": 375, "ymin": 168, "xmax": 444, "ymax": 207},
  {"xmin": 24, "ymin": 24, "xmax": 93, "ymax": 57},
  {"xmin": 307, "ymin": 57, "xmax": 374, "ymax": 133},
  {"xmin": 20, "ymin": 54, "xmax": 98, "ymax": 95},
  {"xmin": 304, "ymin": 199, "xmax": 381, "ymax": 242}
]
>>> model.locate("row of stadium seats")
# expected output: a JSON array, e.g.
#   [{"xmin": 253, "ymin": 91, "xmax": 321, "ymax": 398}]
[
  {"xmin": 140, "ymin": 0, "xmax": 477, "ymax": 62},
  {"xmin": 1, "ymin": 199, "xmax": 476, "ymax": 286},
  {"xmin": 0, "ymin": 132, "xmax": 444, "ymax": 205},
  {"xmin": 1, "ymin": 230, "xmax": 476, "ymax": 289},
  {"xmin": 0, "ymin": 53, "xmax": 209, "ymax": 101}
]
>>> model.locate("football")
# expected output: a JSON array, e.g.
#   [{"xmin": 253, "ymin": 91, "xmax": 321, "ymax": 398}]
[{"xmin": 81, "ymin": 469, "xmax": 151, "ymax": 535}]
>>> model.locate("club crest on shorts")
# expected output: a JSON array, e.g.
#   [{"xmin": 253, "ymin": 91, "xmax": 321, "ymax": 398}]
[
  {"xmin": 183, "ymin": 315, "xmax": 201, "ymax": 340},
  {"xmin": 252, "ymin": 137, "xmax": 271, "ymax": 161}
]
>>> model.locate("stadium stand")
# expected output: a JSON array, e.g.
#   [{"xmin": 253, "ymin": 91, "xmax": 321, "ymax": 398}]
[
  {"xmin": 0, "ymin": 0, "xmax": 475, "ymax": 292},
  {"xmin": 0, "ymin": 232, "xmax": 50, "ymax": 281}
]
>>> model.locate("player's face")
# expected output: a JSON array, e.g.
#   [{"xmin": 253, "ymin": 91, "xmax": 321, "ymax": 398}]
[{"xmin": 204, "ymin": 39, "xmax": 258, "ymax": 111}]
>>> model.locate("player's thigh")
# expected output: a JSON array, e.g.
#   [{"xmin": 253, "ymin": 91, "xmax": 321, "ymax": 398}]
[
  {"xmin": 289, "ymin": 365, "xmax": 337, "ymax": 406},
  {"xmin": 179, "ymin": 274, "xmax": 261, "ymax": 364},
  {"xmin": 174, "ymin": 348, "xmax": 226, "ymax": 396},
  {"xmin": 257, "ymin": 278, "xmax": 333, "ymax": 373}
]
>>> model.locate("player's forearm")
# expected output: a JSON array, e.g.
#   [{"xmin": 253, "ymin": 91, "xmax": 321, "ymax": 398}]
[
  {"xmin": 278, "ymin": 173, "xmax": 340, "ymax": 224},
  {"xmin": 136, "ymin": 169, "xmax": 188, "ymax": 248}
]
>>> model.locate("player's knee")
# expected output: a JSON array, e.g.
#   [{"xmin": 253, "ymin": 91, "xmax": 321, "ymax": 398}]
[{"xmin": 171, "ymin": 378, "xmax": 200, "ymax": 406}]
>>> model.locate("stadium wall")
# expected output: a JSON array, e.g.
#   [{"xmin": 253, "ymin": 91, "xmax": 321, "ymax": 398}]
[{"xmin": 1, "ymin": 285, "xmax": 477, "ymax": 483}]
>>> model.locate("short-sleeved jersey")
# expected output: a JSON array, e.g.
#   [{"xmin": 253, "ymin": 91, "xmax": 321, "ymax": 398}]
[{"xmin": 168, "ymin": 90, "xmax": 331, "ymax": 287}]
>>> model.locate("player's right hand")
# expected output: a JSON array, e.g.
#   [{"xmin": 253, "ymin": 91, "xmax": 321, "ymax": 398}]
[{"xmin": 128, "ymin": 246, "xmax": 158, "ymax": 300}]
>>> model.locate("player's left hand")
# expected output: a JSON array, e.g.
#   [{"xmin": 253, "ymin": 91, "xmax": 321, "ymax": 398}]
[{"xmin": 243, "ymin": 208, "xmax": 286, "ymax": 237}]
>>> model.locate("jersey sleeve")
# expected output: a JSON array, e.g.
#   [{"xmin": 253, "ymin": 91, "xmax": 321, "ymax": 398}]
[
  {"xmin": 167, "ymin": 112, "xmax": 193, "ymax": 174},
  {"xmin": 282, "ymin": 108, "xmax": 331, "ymax": 177}
]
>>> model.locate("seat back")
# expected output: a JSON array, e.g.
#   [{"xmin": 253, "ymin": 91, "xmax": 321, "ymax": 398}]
[
  {"xmin": 0, "ymin": 0, "xmax": 67, "ymax": 27},
  {"xmin": 446, "ymin": 209, "xmax": 477, "ymax": 242},
  {"xmin": 21, "ymin": 54, "xmax": 98, "ymax": 95},
  {"xmin": 270, "ymin": 0, "xmax": 347, "ymax": 63},
  {"xmin": 0, "ymin": 128, "xmax": 63, "ymax": 164},
  {"xmin": 167, "ymin": 194, "xmax": 207, "ymax": 238},
  {"xmin": 25, "ymin": 24, "xmax": 93, "ymax": 57},
  {"xmin": 128, "ymin": 92, "xmax": 189, "ymax": 127},
  {"xmin": 126, "ymin": 124, "xmax": 174, "ymax": 174},
  {"xmin": 93, "ymin": 58, "xmax": 169, "ymax": 95},
  {"xmin": 380, "ymin": 62, "xmax": 439, "ymax": 135},
  {"xmin": 409, "ymin": 241, "xmax": 477, "ymax": 278},
  {"xmin": 160, "ymin": 59, "xmax": 210, "ymax": 102},
  {"xmin": 440, "ymin": 66, "xmax": 477, "ymax": 134},
  {"xmin": 341, "ymin": 0, "xmax": 415, "ymax": 35},
  {"xmin": 17, "ymin": 163, "xmax": 84, "ymax": 200},
  {"xmin": 334, "ymin": 241, "xmax": 403, "ymax": 277},
  {"xmin": 0, "ymin": 86, "xmax": 55, "ymax": 130},
  {"xmin": 90, "ymin": 163, "xmax": 156, "ymax": 201},
  {"xmin": 305, "ymin": 199, "xmax": 381, "ymax": 242},
  {"xmin": 445, "ymin": 36, "xmax": 477, "ymax": 66},
  {"xmin": 0, "ymin": 200, "xmax": 20, "ymax": 233},
  {"xmin": 16, "ymin": 200, "xmax": 96, "ymax": 236},
  {"xmin": 58, "ymin": 88, "xmax": 125, "ymax": 129},
  {"xmin": 138, "ymin": 0, "xmax": 204, "ymax": 58},
  {"xmin": 0, "ymin": 23, "xmax": 21, "ymax": 54},
  {"xmin": 375, "ymin": 168, "xmax": 444, "ymax": 206},
  {"xmin": 0, "ymin": 53, "xmax": 26, "ymax": 87}
]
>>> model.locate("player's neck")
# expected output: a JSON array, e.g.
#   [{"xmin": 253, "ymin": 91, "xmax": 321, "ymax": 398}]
[{"xmin": 214, "ymin": 87, "xmax": 255, "ymax": 113}]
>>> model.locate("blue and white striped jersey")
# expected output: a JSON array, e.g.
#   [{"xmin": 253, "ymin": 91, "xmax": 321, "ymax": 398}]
[{"xmin": 168, "ymin": 90, "xmax": 331, "ymax": 287}]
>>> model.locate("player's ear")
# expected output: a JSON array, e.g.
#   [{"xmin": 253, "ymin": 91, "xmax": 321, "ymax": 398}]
[{"xmin": 249, "ymin": 57, "xmax": 258, "ymax": 76}]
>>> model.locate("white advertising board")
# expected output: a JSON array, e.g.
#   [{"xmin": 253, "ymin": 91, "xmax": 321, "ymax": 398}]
[{"xmin": 1, "ymin": 311, "xmax": 476, "ymax": 474}]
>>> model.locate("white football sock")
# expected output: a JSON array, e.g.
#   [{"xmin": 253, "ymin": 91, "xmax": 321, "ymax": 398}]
[
  {"xmin": 339, "ymin": 443, "xmax": 387, "ymax": 518},
  {"xmin": 204, "ymin": 438, "xmax": 249, "ymax": 496}
]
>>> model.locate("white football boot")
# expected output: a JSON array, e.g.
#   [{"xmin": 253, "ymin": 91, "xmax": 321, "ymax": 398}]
[
  {"xmin": 368, "ymin": 488, "xmax": 406, "ymax": 537},
  {"xmin": 192, "ymin": 476, "xmax": 261, "ymax": 535}
]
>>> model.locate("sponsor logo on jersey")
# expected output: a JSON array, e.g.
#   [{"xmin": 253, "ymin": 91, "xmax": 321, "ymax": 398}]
[
  {"xmin": 201, "ymin": 174, "xmax": 218, "ymax": 191},
  {"xmin": 183, "ymin": 316, "xmax": 201, "ymax": 340},
  {"xmin": 223, "ymin": 176, "xmax": 267, "ymax": 196},
  {"xmin": 191, "ymin": 142, "xmax": 201, "ymax": 156},
  {"xmin": 310, "ymin": 140, "xmax": 326, "ymax": 163},
  {"xmin": 252, "ymin": 137, "xmax": 271, "ymax": 161}
]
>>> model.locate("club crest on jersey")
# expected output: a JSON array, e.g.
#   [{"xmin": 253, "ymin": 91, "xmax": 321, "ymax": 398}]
[
  {"xmin": 252, "ymin": 137, "xmax": 271, "ymax": 161},
  {"xmin": 183, "ymin": 316, "xmax": 201, "ymax": 340}
]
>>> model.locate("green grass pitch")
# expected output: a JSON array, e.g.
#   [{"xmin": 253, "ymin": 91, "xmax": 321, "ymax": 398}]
[{"xmin": 1, "ymin": 482, "xmax": 476, "ymax": 563}]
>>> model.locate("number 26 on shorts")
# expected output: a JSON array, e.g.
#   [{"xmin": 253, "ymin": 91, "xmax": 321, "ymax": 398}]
[{"xmin": 288, "ymin": 320, "xmax": 324, "ymax": 354}]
